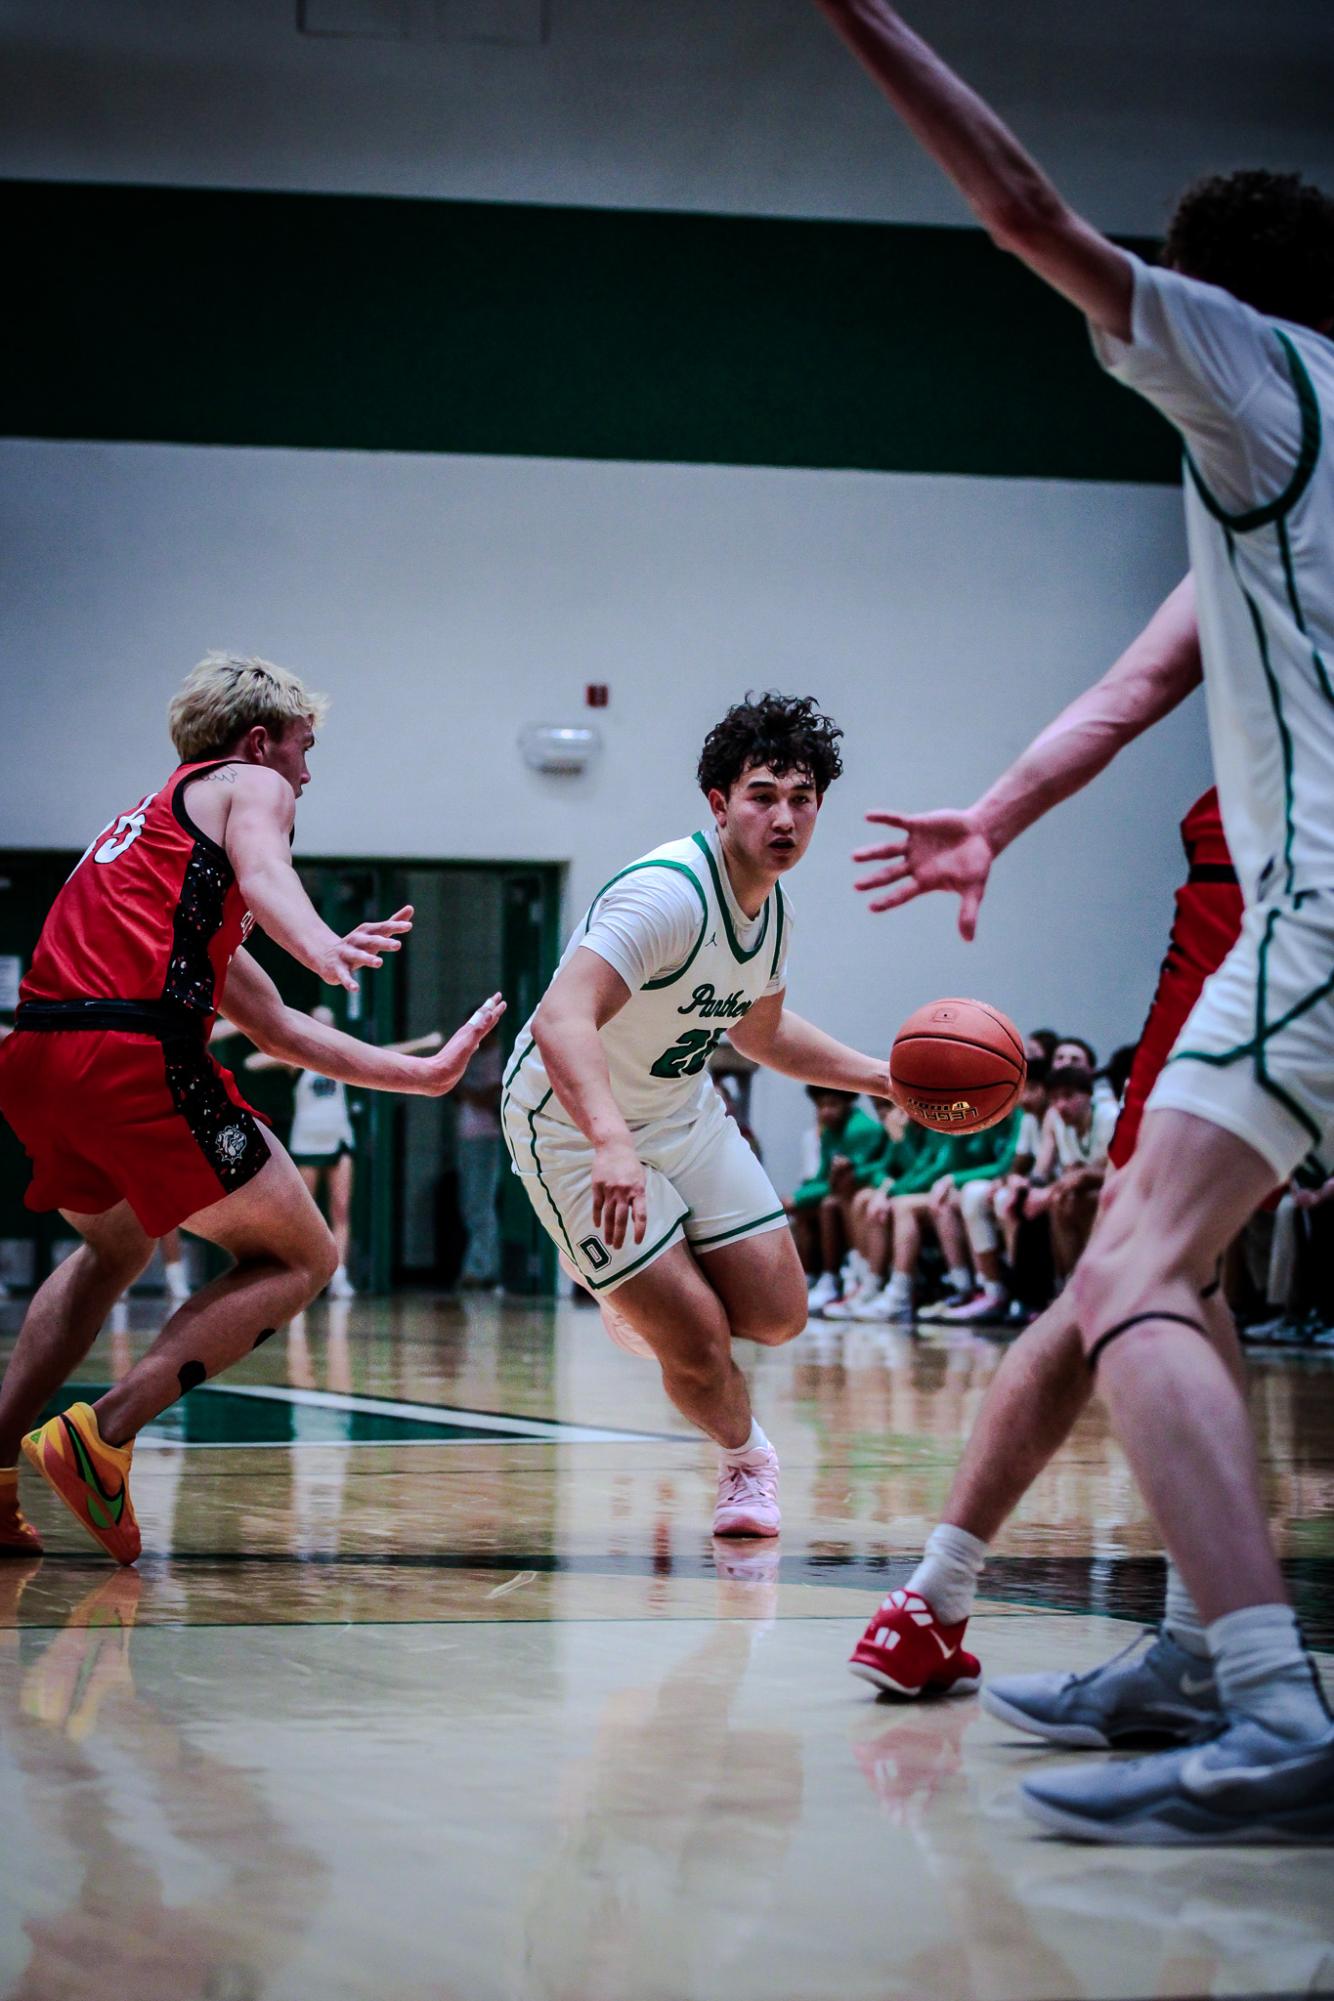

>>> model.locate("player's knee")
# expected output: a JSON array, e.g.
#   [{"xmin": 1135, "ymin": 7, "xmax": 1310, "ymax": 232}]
[
  {"xmin": 83, "ymin": 1237, "xmax": 154, "ymax": 1290},
  {"xmin": 298, "ymin": 1224, "xmax": 339, "ymax": 1296},
  {"xmin": 741, "ymin": 1294, "xmax": 808, "ymax": 1348},
  {"xmin": 664, "ymin": 1339, "xmax": 732, "ymax": 1399}
]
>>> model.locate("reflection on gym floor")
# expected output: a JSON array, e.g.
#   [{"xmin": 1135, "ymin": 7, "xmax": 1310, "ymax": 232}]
[{"xmin": 2, "ymin": 1294, "xmax": 1332, "ymax": 2001}]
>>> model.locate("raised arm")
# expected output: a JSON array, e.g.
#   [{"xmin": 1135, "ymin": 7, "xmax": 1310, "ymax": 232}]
[
  {"xmin": 812, "ymin": 0, "xmax": 1132, "ymax": 336},
  {"xmin": 199, "ymin": 765, "xmax": 409, "ymax": 992},
  {"xmin": 855, "ymin": 576, "xmax": 1201, "ymax": 936},
  {"xmin": 530, "ymin": 949, "xmax": 647, "ymax": 1251},
  {"xmin": 728, "ymin": 992, "xmax": 890, "ymax": 1098},
  {"xmin": 221, "ymin": 949, "xmax": 504, "ymax": 1098}
]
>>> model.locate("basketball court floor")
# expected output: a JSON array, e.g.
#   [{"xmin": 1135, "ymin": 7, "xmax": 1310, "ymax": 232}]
[{"xmin": 2, "ymin": 1293, "xmax": 1331, "ymax": 2001}]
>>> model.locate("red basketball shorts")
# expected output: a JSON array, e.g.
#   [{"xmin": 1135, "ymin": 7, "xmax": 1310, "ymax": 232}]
[
  {"xmin": 0, "ymin": 1028, "xmax": 270, "ymax": 1237},
  {"xmin": 1108, "ymin": 874, "xmax": 1245, "ymax": 1170}
]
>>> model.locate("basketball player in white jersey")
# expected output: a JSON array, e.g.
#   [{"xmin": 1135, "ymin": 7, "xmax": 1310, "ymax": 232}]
[
  {"xmin": 503, "ymin": 694, "xmax": 888, "ymax": 1538},
  {"xmin": 815, "ymin": 1, "xmax": 1334, "ymax": 1840}
]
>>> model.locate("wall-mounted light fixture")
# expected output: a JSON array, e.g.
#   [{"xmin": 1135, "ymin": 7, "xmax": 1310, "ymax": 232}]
[{"xmin": 519, "ymin": 723, "xmax": 602, "ymax": 775}]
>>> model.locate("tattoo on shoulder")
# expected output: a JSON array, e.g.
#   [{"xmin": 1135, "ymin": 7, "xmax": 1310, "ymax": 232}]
[{"xmin": 205, "ymin": 767, "xmax": 237, "ymax": 785}]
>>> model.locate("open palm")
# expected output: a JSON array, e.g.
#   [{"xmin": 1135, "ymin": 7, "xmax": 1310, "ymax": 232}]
[{"xmin": 853, "ymin": 810, "xmax": 994, "ymax": 939}]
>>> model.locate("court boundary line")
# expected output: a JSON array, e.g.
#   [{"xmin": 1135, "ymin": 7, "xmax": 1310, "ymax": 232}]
[{"xmin": 190, "ymin": 1380, "xmax": 681, "ymax": 1444}]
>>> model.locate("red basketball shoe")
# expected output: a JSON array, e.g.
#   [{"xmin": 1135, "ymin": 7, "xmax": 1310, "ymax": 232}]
[{"xmin": 848, "ymin": 1588, "xmax": 981, "ymax": 1697}]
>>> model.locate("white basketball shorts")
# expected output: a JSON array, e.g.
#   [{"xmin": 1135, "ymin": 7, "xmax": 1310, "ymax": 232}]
[
  {"xmin": 1148, "ymin": 891, "xmax": 1334, "ymax": 1181},
  {"xmin": 502, "ymin": 1083, "xmax": 788, "ymax": 1293}
]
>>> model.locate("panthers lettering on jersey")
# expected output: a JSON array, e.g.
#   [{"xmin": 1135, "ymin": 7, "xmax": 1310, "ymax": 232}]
[{"xmin": 503, "ymin": 824, "xmax": 788, "ymax": 1131}]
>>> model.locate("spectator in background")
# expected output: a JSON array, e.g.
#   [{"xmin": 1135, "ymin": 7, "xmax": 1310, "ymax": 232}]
[
  {"xmin": 455, "ymin": 1041, "xmax": 503, "ymax": 1290},
  {"xmin": 857, "ymin": 1125, "xmax": 1010, "ymax": 1324},
  {"xmin": 789, "ymin": 1088, "xmax": 886, "ymax": 1312},
  {"xmin": 943, "ymin": 1056, "xmax": 1051, "ymax": 1323},
  {"xmin": 1103, "ymin": 1042, "xmax": 1137, "ymax": 1108},
  {"xmin": 1028, "ymin": 1028, "xmax": 1059, "ymax": 1070},
  {"xmin": 825, "ymin": 1100, "xmax": 934, "ymax": 1319},
  {"xmin": 1024, "ymin": 1064, "xmax": 1118, "ymax": 1282},
  {"xmin": 1053, "ymin": 1034, "xmax": 1117, "ymax": 1113},
  {"xmin": 1243, "ymin": 1173, "xmax": 1334, "ymax": 1347}
]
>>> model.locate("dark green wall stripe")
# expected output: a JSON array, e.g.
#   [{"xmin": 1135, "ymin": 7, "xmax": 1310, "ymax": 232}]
[{"xmin": 3, "ymin": 179, "xmax": 1177, "ymax": 483}]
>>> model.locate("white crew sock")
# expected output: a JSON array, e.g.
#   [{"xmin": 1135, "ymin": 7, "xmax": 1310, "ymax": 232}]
[
  {"xmin": 906, "ymin": 1522, "xmax": 989, "ymax": 1625},
  {"xmin": 722, "ymin": 1418, "xmax": 771, "ymax": 1464},
  {"xmin": 885, "ymin": 1271, "xmax": 912, "ymax": 1306},
  {"xmin": 946, "ymin": 1266, "xmax": 972, "ymax": 1295},
  {"xmin": 1162, "ymin": 1558, "xmax": 1209, "ymax": 1658},
  {"xmin": 978, "ymin": 1279, "xmax": 1008, "ymax": 1306},
  {"xmin": 1207, "ymin": 1603, "xmax": 1332, "ymax": 1741}
]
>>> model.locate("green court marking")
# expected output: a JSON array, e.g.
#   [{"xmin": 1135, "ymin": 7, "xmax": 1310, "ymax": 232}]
[{"xmin": 35, "ymin": 1384, "xmax": 670, "ymax": 1449}]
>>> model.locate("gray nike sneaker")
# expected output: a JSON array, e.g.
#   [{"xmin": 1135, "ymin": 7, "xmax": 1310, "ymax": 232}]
[
  {"xmin": 981, "ymin": 1629, "xmax": 1220, "ymax": 1748},
  {"xmin": 1020, "ymin": 1717, "xmax": 1334, "ymax": 1844}
]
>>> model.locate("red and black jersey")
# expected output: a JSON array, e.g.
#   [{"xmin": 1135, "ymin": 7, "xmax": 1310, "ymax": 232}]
[
  {"xmin": 22, "ymin": 760, "xmax": 253, "ymax": 1031},
  {"xmin": 1167, "ymin": 787, "xmax": 1241, "ymax": 984},
  {"xmin": 1109, "ymin": 786, "xmax": 1243, "ymax": 1169}
]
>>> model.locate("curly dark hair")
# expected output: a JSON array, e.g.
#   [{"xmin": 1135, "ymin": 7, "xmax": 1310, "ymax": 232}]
[
  {"xmin": 1162, "ymin": 170, "xmax": 1334, "ymax": 329},
  {"xmin": 697, "ymin": 692, "xmax": 844, "ymax": 798}
]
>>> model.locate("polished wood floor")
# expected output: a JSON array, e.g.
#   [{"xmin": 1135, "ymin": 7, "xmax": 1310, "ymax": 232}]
[{"xmin": 2, "ymin": 1293, "xmax": 1332, "ymax": 2001}]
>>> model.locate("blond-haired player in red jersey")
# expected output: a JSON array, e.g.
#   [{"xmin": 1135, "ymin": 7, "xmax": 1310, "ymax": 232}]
[{"xmin": 0, "ymin": 653, "xmax": 503, "ymax": 1564}]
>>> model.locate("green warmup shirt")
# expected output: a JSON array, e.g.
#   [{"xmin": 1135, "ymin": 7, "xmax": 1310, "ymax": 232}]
[
  {"xmin": 867, "ymin": 1119, "xmax": 936, "ymax": 1190},
  {"xmin": 949, "ymin": 1106, "xmax": 1025, "ymax": 1186},
  {"xmin": 793, "ymin": 1105, "xmax": 885, "ymax": 1208},
  {"xmin": 890, "ymin": 1112, "xmax": 1020, "ymax": 1195}
]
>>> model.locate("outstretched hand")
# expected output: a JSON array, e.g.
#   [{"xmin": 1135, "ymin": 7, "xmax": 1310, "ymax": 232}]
[
  {"xmin": 417, "ymin": 993, "xmax": 507, "ymax": 1097},
  {"xmin": 318, "ymin": 906, "xmax": 417, "ymax": 993},
  {"xmin": 853, "ymin": 810, "xmax": 994, "ymax": 940},
  {"xmin": 344, "ymin": 904, "xmax": 415, "ymax": 960}
]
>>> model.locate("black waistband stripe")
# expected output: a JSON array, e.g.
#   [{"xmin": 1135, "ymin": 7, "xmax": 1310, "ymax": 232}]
[
  {"xmin": 14, "ymin": 997, "xmax": 205, "ymax": 1040},
  {"xmin": 1087, "ymin": 1311, "xmax": 1209, "ymax": 1372}
]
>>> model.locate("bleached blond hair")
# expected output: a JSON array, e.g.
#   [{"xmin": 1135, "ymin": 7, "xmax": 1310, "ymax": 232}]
[{"xmin": 168, "ymin": 652, "xmax": 330, "ymax": 762}]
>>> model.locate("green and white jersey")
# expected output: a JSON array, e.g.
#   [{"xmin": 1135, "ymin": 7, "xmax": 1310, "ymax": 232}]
[
  {"xmin": 504, "ymin": 822, "xmax": 790, "ymax": 1129},
  {"xmin": 1093, "ymin": 257, "xmax": 1334, "ymax": 907}
]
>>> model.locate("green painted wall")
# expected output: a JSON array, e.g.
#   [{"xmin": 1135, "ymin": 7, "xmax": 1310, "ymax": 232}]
[{"xmin": 4, "ymin": 179, "xmax": 1176, "ymax": 483}]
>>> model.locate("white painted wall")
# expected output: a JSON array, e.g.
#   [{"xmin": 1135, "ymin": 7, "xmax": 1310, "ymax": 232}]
[
  {"xmin": 2, "ymin": 0, "xmax": 1330, "ymax": 233},
  {"xmin": 0, "ymin": 437, "xmax": 1207, "ymax": 1193}
]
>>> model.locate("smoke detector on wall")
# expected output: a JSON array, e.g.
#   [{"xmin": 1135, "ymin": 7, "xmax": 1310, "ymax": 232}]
[{"xmin": 519, "ymin": 723, "xmax": 601, "ymax": 775}]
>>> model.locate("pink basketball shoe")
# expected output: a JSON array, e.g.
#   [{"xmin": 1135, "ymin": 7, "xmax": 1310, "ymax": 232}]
[{"xmin": 712, "ymin": 1444, "xmax": 781, "ymax": 1538}]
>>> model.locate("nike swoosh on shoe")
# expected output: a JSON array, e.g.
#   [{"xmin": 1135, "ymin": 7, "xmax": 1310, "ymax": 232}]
[
  {"xmin": 1183, "ymin": 1740, "xmax": 1334, "ymax": 1796},
  {"xmin": 63, "ymin": 1419, "xmax": 126, "ymax": 1524}
]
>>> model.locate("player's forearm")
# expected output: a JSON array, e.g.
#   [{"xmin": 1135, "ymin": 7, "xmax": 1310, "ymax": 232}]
[
  {"xmin": 741, "ymin": 1008, "xmax": 889, "ymax": 1099},
  {"xmin": 236, "ymin": 859, "xmax": 346, "ymax": 979},
  {"xmin": 531, "ymin": 1010, "xmax": 634, "ymax": 1149},
  {"xmin": 252, "ymin": 1008, "xmax": 425, "ymax": 1093},
  {"xmin": 814, "ymin": 1, "xmax": 1067, "ymax": 246},
  {"xmin": 972, "ymin": 579, "xmax": 1201, "ymax": 860}
]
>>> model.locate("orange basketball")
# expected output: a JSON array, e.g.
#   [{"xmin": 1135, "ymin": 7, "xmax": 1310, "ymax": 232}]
[{"xmin": 890, "ymin": 997, "xmax": 1026, "ymax": 1134}]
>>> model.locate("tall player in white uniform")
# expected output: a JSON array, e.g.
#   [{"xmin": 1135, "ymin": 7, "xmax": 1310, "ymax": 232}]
[
  {"xmin": 815, "ymin": 1, "xmax": 1334, "ymax": 1841},
  {"xmin": 504, "ymin": 695, "xmax": 889, "ymax": 1539}
]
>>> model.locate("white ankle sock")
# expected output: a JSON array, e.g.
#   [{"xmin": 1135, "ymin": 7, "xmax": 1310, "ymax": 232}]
[
  {"xmin": 1207, "ymin": 1603, "xmax": 1331, "ymax": 1741},
  {"xmin": 1162, "ymin": 1559, "xmax": 1209, "ymax": 1657},
  {"xmin": 723, "ymin": 1418, "xmax": 770, "ymax": 1463},
  {"xmin": 885, "ymin": 1272, "xmax": 912, "ymax": 1306},
  {"xmin": 906, "ymin": 1522, "xmax": 989, "ymax": 1625},
  {"xmin": 946, "ymin": 1267, "xmax": 972, "ymax": 1294}
]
